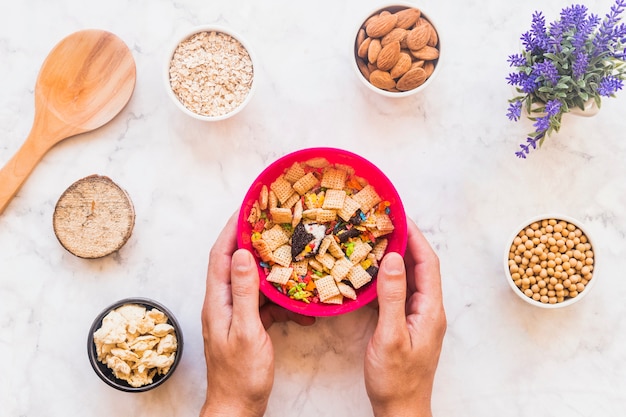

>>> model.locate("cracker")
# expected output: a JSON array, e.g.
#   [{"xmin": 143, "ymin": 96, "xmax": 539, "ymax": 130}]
[
  {"xmin": 349, "ymin": 241, "xmax": 373, "ymax": 264},
  {"xmin": 316, "ymin": 253, "xmax": 336, "ymax": 270},
  {"xmin": 308, "ymin": 258, "xmax": 324, "ymax": 272},
  {"xmin": 316, "ymin": 209, "xmax": 337, "ymax": 223},
  {"xmin": 315, "ymin": 275, "xmax": 340, "ymax": 302},
  {"xmin": 269, "ymin": 190, "xmax": 278, "ymax": 210},
  {"xmin": 321, "ymin": 167, "xmax": 348, "ymax": 190},
  {"xmin": 284, "ymin": 162, "xmax": 306, "ymax": 183},
  {"xmin": 347, "ymin": 264, "xmax": 372, "ymax": 289},
  {"xmin": 270, "ymin": 175, "xmax": 295, "ymax": 204},
  {"xmin": 330, "ymin": 257, "xmax": 352, "ymax": 281},
  {"xmin": 259, "ymin": 185, "xmax": 269, "ymax": 210},
  {"xmin": 303, "ymin": 208, "xmax": 321, "ymax": 220},
  {"xmin": 371, "ymin": 238, "xmax": 388, "ymax": 261},
  {"xmin": 252, "ymin": 239, "xmax": 273, "ymax": 262},
  {"xmin": 266, "ymin": 266, "xmax": 293, "ymax": 285},
  {"xmin": 337, "ymin": 196, "xmax": 361, "ymax": 222},
  {"xmin": 322, "ymin": 189, "xmax": 346, "ymax": 210},
  {"xmin": 272, "ymin": 245, "xmax": 292, "ymax": 267},
  {"xmin": 337, "ymin": 282, "xmax": 357, "ymax": 300},
  {"xmin": 261, "ymin": 225, "xmax": 290, "ymax": 251},
  {"xmin": 270, "ymin": 207, "xmax": 292, "ymax": 225},
  {"xmin": 353, "ymin": 184, "xmax": 382, "ymax": 213},
  {"xmin": 323, "ymin": 293, "xmax": 344, "ymax": 305},
  {"xmin": 318, "ymin": 234, "xmax": 331, "ymax": 256},
  {"xmin": 326, "ymin": 236, "xmax": 345, "ymax": 258},
  {"xmin": 293, "ymin": 172, "xmax": 318, "ymax": 195}
]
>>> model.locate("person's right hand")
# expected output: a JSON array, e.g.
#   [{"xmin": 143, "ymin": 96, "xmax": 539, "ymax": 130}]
[{"xmin": 364, "ymin": 218, "xmax": 447, "ymax": 417}]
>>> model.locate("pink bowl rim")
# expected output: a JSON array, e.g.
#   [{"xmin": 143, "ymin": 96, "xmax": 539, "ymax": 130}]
[{"xmin": 237, "ymin": 147, "xmax": 408, "ymax": 317}]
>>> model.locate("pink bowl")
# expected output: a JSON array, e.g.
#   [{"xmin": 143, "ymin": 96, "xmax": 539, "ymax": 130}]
[{"xmin": 237, "ymin": 147, "xmax": 407, "ymax": 317}]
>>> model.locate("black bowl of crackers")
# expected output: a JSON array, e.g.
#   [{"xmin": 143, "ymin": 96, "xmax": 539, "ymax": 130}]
[
  {"xmin": 87, "ymin": 297, "xmax": 183, "ymax": 392},
  {"xmin": 238, "ymin": 147, "xmax": 407, "ymax": 317}
]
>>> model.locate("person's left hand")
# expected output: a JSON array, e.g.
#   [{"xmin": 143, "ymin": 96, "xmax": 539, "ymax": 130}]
[{"xmin": 200, "ymin": 212, "xmax": 315, "ymax": 417}]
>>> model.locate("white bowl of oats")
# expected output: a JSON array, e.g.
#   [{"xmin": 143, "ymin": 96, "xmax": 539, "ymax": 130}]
[{"xmin": 166, "ymin": 25, "xmax": 256, "ymax": 121}]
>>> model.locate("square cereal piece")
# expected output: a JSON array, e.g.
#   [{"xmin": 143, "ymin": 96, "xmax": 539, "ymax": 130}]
[
  {"xmin": 323, "ymin": 293, "xmax": 344, "ymax": 305},
  {"xmin": 337, "ymin": 196, "xmax": 361, "ymax": 222},
  {"xmin": 266, "ymin": 266, "xmax": 293, "ymax": 285},
  {"xmin": 316, "ymin": 253, "xmax": 335, "ymax": 270},
  {"xmin": 292, "ymin": 200, "xmax": 303, "ymax": 228},
  {"xmin": 334, "ymin": 163, "xmax": 355, "ymax": 176},
  {"xmin": 272, "ymin": 245, "xmax": 292, "ymax": 267},
  {"xmin": 316, "ymin": 209, "xmax": 337, "ymax": 223},
  {"xmin": 270, "ymin": 207, "xmax": 292, "ymax": 224},
  {"xmin": 308, "ymin": 258, "xmax": 324, "ymax": 272},
  {"xmin": 269, "ymin": 190, "xmax": 278, "ymax": 209},
  {"xmin": 270, "ymin": 175, "xmax": 295, "ymax": 204},
  {"xmin": 293, "ymin": 172, "xmax": 318, "ymax": 195},
  {"xmin": 337, "ymin": 282, "xmax": 357, "ymax": 300},
  {"xmin": 349, "ymin": 241, "xmax": 373, "ymax": 264},
  {"xmin": 302, "ymin": 208, "xmax": 321, "ymax": 220},
  {"xmin": 371, "ymin": 238, "xmax": 388, "ymax": 261},
  {"xmin": 252, "ymin": 239, "xmax": 273, "ymax": 262},
  {"xmin": 292, "ymin": 259, "xmax": 308, "ymax": 277},
  {"xmin": 353, "ymin": 184, "xmax": 382, "ymax": 213},
  {"xmin": 282, "ymin": 193, "xmax": 301, "ymax": 209},
  {"xmin": 318, "ymin": 235, "xmax": 331, "ymax": 256},
  {"xmin": 261, "ymin": 225, "xmax": 290, "ymax": 251},
  {"xmin": 375, "ymin": 213, "xmax": 395, "ymax": 233},
  {"xmin": 347, "ymin": 264, "xmax": 372, "ymax": 289},
  {"xmin": 326, "ymin": 236, "xmax": 345, "ymax": 259},
  {"xmin": 321, "ymin": 167, "xmax": 348, "ymax": 190},
  {"xmin": 322, "ymin": 189, "xmax": 346, "ymax": 210},
  {"xmin": 315, "ymin": 275, "xmax": 340, "ymax": 302},
  {"xmin": 305, "ymin": 157, "xmax": 330, "ymax": 168},
  {"xmin": 284, "ymin": 162, "xmax": 306, "ymax": 183},
  {"xmin": 330, "ymin": 257, "xmax": 352, "ymax": 281}
]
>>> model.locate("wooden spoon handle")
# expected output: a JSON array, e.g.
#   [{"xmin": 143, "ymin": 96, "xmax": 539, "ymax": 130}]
[{"xmin": 0, "ymin": 133, "xmax": 51, "ymax": 214}]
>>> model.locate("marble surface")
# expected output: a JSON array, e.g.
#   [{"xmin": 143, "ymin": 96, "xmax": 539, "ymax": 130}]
[{"xmin": 1, "ymin": 0, "xmax": 626, "ymax": 416}]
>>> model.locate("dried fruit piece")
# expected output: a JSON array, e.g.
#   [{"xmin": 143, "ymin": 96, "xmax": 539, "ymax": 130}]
[
  {"xmin": 369, "ymin": 70, "xmax": 396, "ymax": 90},
  {"xmin": 366, "ymin": 13, "xmax": 398, "ymax": 38},
  {"xmin": 394, "ymin": 7, "xmax": 421, "ymax": 29},
  {"xmin": 376, "ymin": 41, "xmax": 401, "ymax": 71},
  {"xmin": 396, "ymin": 67, "xmax": 427, "ymax": 91}
]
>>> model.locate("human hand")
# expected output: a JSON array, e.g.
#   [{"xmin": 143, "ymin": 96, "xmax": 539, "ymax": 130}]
[
  {"xmin": 200, "ymin": 212, "xmax": 315, "ymax": 417},
  {"xmin": 364, "ymin": 218, "xmax": 447, "ymax": 417}
]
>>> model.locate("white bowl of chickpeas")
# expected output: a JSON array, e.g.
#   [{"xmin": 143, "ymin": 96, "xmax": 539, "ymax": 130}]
[{"xmin": 504, "ymin": 215, "xmax": 597, "ymax": 308}]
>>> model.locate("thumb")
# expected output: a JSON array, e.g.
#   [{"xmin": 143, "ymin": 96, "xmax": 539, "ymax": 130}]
[
  {"xmin": 376, "ymin": 252, "xmax": 407, "ymax": 339},
  {"xmin": 230, "ymin": 249, "xmax": 262, "ymax": 330}
]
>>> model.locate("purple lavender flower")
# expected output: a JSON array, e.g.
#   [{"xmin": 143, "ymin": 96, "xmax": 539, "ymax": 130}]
[
  {"xmin": 507, "ymin": 100, "xmax": 523, "ymax": 121},
  {"xmin": 520, "ymin": 72, "xmax": 539, "ymax": 93},
  {"xmin": 507, "ymin": 54, "xmax": 526, "ymax": 67},
  {"xmin": 515, "ymin": 134, "xmax": 544, "ymax": 159},
  {"xmin": 534, "ymin": 61, "xmax": 559, "ymax": 85},
  {"xmin": 594, "ymin": 0, "xmax": 626, "ymax": 56},
  {"xmin": 572, "ymin": 51, "xmax": 589, "ymax": 79},
  {"xmin": 545, "ymin": 99, "xmax": 562, "ymax": 117},
  {"xmin": 533, "ymin": 115, "xmax": 551, "ymax": 132},
  {"xmin": 598, "ymin": 75, "xmax": 624, "ymax": 96}
]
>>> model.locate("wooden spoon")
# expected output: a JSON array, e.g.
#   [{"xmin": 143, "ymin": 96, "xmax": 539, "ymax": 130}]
[{"xmin": 0, "ymin": 29, "xmax": 136, "ymax": 214}]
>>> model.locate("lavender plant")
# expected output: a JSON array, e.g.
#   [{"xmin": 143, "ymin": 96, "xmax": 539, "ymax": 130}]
[{"xmin": 507, "ymin": 0, "xmax": 626, "ymax": 158}]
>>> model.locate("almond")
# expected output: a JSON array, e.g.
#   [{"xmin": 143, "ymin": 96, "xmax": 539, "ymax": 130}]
[
  {"xmin": 356, "ymin": 28, "xmax": 366, "ymax": 49},
  {"xmin": 410, "ymin": 45, "xmax": 439, "ymax": 61},
  {"xmin": 394, "ymin": 8, "xmax": 421, "ymax": 29},
  {"xmin": 369, "ymin": 70, "xmax": 396, "ymax": 90},
  {"xmin": 366, "ymin": 13, "xmax": 398, "ymax": 38},
  {"xmin": 410, "ymin": 60, "xmax": 425, "ymax": 70},
  {"xmin": 396, "ymin": 67, "xmax": 427, "ymax": 91},
  {"xmin": 423, "ymin": 61, "xmax": 435, "ymax": 77},
  {"xmin": 368, "ymin": 38, "xmax": 382, "ymax": 64},
  {"xmin": 376, "ymin": 41, "xmax": 401, "ymax": 71},
  {"xmin": 381, "ymin": 28, "xmax": 407, "ymax": 47},
  {"xmin": 405, "ymin": 24, "xmax": 430, "ymax": 51},
  {"xmin": 390, "ymin": 52, "xmax": 412, "ymax": 78},
  {"xmin": 427, "ymin": 21, "xmax": 439, "ymax": 47},
  {"xmin": 357, "ymin": 59, "xmax": 371, "ymax": 80},
  {"xmin": 357, "ymin": 37, "xmax": 371, "ymax": 58}
]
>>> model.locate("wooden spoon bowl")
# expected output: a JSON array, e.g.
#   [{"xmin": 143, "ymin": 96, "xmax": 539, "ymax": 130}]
[{"xmin": 0, "ymin": 29, "xmax": 136, "ymax": 214}]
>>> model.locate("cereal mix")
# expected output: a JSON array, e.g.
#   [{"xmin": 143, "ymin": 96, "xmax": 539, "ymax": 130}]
[{"xmin": 247, "ymin": 158, "xmax": 395, "ymax": 305}]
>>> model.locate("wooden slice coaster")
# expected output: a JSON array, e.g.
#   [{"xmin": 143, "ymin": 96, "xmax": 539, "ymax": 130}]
[{"xmin": 53, "ymin": 175, "xmax": 135, "ymax": 258}]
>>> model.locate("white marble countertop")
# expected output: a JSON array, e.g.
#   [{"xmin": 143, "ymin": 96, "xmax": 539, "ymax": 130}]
[{"xmin": 2, "ymin": 0, "xmax": 626, "ymax": 416}]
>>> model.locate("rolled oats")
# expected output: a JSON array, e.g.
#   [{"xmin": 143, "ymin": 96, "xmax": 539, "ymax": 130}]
[{"xmin": 169, "ymin": 31, "xmax": 254, "ymax": 117}]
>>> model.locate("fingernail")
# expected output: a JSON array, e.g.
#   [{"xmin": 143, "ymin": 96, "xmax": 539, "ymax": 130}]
[
  {"xmin": 233, "ymin": 250, "xmax": 254, "ymax": 272},
  {"xmin": 381, "ymin": 253, "xmax": 404, "ymax": 275}
]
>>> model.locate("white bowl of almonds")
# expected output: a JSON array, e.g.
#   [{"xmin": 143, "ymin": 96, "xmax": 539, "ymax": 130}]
[
  {"xmin": 504, "ymin": 215, "xmax": 597, "ymax": 308},
  {"xmin": 166, "ymin": 25, "xmax": 256, "ymax": 121},
  {"xmin": 353, "ymin": 4, "xmax": 441, "ymax": 97}
]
